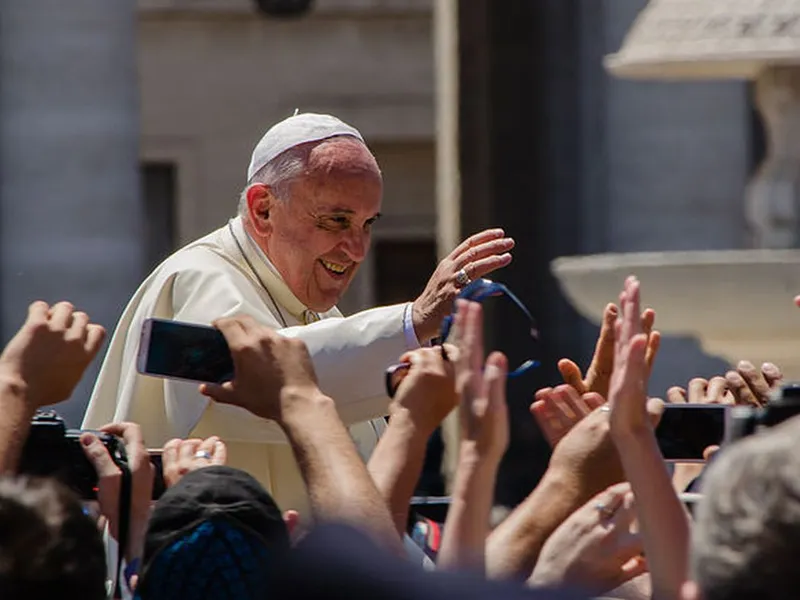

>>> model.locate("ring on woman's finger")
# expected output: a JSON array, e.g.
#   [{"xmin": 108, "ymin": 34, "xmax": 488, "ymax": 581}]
[
  {"xmin": 455, "ymin": 268, "xmax": 472, "ymax": 287},
  {"xmin": 194, "ymin": 450, "xmax": 212, "ymax": 460},
  {"xmin": 595, "ymin": 502, "xmax": 617, "ymax": 520}
]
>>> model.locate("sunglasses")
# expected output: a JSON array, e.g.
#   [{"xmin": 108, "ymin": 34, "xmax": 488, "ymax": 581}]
[{"xmin": 384, "ymin": 278, "xmax": 540, "ymax": 398}]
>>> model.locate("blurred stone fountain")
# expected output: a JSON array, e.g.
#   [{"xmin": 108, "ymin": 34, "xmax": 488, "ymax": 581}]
[{"xmin": 552, "ymin": 1, "xmax": 800, "ymax": 377}]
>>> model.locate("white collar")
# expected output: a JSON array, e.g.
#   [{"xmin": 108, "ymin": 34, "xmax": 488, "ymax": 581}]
[{"xmin": 228, "ymin": 216, "xmax": 310, "ymax": 320}]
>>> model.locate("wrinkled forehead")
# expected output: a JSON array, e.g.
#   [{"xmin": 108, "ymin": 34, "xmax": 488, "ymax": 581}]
[
  {"xmin": 306, "ymin": 136, "xmax": 382, "ymax": 179},
  {"xmin": 291, "ymin": 167, "xmax": 383, "ymax": 216}
]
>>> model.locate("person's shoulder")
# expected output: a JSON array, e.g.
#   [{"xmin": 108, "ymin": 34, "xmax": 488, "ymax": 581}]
[
  {"xmin": 155, "ymin": 231, "xmax": 246, "ymax": 284},
  {"xmin": 143, "ymin": 226, "xmax": 229, "ymax": 277}
]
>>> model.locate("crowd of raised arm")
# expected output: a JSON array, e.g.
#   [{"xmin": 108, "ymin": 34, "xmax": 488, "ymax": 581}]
[{"xmin": 0, "ymin": 274, "xmax": 797, "ymax": 600}]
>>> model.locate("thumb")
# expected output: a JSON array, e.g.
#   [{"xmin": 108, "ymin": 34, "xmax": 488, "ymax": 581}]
[
  {"xmin": 80, "ymin": 433, "xmax": 120, "ymax": 478},
  {"xmin": 199, "ymin": 382, "xmax": 237, "ymax": 406},
  {"xmin": 283, "ymin": 510, "xmax": 300, "ymax": 537},
  {"xmin": 703, "ymin": 445, "xmax": 720, "ymax": 461},
  {"xmin": 558, "ymin": 359, "xmax": 586, "ymax": 393},
  {"xmin": 646, "ymin": 397, "xmax": 665, "ymax": 428}
]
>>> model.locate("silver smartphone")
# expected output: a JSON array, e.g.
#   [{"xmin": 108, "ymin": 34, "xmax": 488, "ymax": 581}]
[
  {"xmin": 136, "ymin": 318, "xmax": 234, "ymax": 384},
  {"xmin": 655, "ymin": 404, "xmax": 727, "ymax": 463}
]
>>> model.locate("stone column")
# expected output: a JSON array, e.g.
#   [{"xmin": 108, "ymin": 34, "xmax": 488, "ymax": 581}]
[
  {"xmin": 434, "ymin": 0, "xmax": 462, "ymax": 490},
  {"xmin": 0, "ymin": 0, "xmax": 144, "ymax": 424},
  {"xmin": 745, "ymin": 67, "xmax": 800, "ymax": 249}
]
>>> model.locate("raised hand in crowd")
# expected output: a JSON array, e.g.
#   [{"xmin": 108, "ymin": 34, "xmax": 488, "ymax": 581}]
[
  {"xmin": 81, "ymin": 422, "xmax": 154, "ymax": 568},
  {"xmin": 162, "ymin": 436, "xmax": 227, "ymax": 488},
  {"xmin": 725, "ymin": 360, "xmax": 782, "ymax": 406},
  {"xmin": 607, "ymin": 276, "xmax": 688, "ymax": 600},
  {"xmin": 666, "ymin": 361, "xmax": 783, "ymax": 493},
  {"xmin": 528, "ymin": 483, "xmax": 647, "ymax": 596},
  {"xmin": 200, "ymin": 315, "xmax": 319, "ymax": 423},
  {"xmin": 558, "ymin": 302, "xmax": 660, "ymax": 400},
  {"xmin": 486, "ymin": 382, "xmax": 658, "ymax": 580},
  {"xmin": 667, "ymin": 376, "xmax": 733, "ymax": 406},
  {"xmin": 0, "ymin": 301, "xmax": 105, "ymax": 472},
  {"xmin": 368, "ymin": 345, "xmax": 458, "ymax": 536},
  {"xmin": 412, "ymin": 228, "xmax": 514, "ymax": 342},
  {"xmin": 438, "ymin": 300, "xmax": 509, "ymax": 572},
  {"xmin": 201, "ymin": 315, "xmax": 403, "ymax": 554},
  {"xmin": 530, "ymin": 385, "xmax": 605, "ymax": 447}
]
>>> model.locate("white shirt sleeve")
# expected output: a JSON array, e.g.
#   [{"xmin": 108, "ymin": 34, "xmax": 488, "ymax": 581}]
[
  {"xmin": 402, "ymin": 302, "xmax": 424, "ymax": 349},
  {"xmin": 160, "ymin": 266, "xmax": 409, "ymax": 443}
]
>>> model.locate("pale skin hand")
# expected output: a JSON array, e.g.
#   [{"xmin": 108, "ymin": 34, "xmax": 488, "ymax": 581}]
[
  {"xmin": 0, "ymin": 301, "xmax": 106, "ymax": 473},
  {"xmin": 388, "ymin": 346, "xmax": 459, "ymax": 437},
  {"xmin": 724, "ymin": 360, "xmax": 782, "ymax": 407},
  {"xmin": 528, "ymin": 483, "xmax": 647, "ymax": 595},
  {"xmin": 80, "ymin": 422, "xmax": 154, "ymax": 564},
  {"xmin": 667, "ymin": 361, "xmax": 782, "ymax": 492},
  {"xmin": 201, "ymin": 315, "xmax": 403, "ymax": 555},
  {"xmin": 484, "ymin": 392, "xmax": 661, "ymax": 580},
  {"xmin": 0, "ymin": 301, "xmax": 106, "ymax": 408},
  {"xmin": 452, "ymin": 300, "xmax": 509, "ymax": 463},
  {"xmin": 530, "ymin": 384, "xmax": 606, "ymax": 448},
  {"xmin": 162, "ymin": 436, "xmax": 227, "ymax": 488},
  {"xmin": 439, "ymin": 301, "xmax": 510, "ymax": 572},
  {"xmin": 199, "ymin": 315, "xmax": 320, "ymax": 423},
  {"xmin": 607, "ymin": 276, "xmax": 689, "ymax": 600},
  {"xmin": 367, "ymin": 345, "xmax": 458, "ymax": 535},
  {"xmin": 558, "ymin": 303, "xmax": 661, "ymax": 401},
  {"xmin": 412, "ymin": 228, "xmax": 514, "ymax": 342}
]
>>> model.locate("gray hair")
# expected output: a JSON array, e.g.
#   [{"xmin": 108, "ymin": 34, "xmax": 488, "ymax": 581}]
[
  {"xmin": 237, "ymin": 143, "xmax": 309, "ymax": 217},
  {"xmin": 691, "ymin": 417, "xmax": 800, "ymax": 600},
  {"xmin": 237, "ymin": 134, "xmax": 375, "ymax": 218}
]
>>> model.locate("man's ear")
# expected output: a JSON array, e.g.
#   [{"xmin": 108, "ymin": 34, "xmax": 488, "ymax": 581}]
[{"xmin": 245, "ymin": 183, "xmax": 274, "ymax": 234}]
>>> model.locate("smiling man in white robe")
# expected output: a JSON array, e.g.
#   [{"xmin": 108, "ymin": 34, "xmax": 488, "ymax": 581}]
[{"xmin": 82, "ymin": 112, "xmax": 515, "ymax": 513}]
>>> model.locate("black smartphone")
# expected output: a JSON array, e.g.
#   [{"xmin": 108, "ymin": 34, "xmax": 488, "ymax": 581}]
[
  {"xmin": 655, "ymin": 404, "xmax": 727, "ymax": 462},
  {"xmin": 137, "ymin": 318, "xmax": 234, "ymax": 384}
]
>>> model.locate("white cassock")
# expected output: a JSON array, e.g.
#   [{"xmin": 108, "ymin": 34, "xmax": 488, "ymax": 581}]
[{"xmin": 82, "ymin": 216, "xmax": 417, "ymax": 513}]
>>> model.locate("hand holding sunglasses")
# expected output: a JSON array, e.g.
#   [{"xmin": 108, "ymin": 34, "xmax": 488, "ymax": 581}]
[{"xmin": 385, "ymin": 279, "xmax": 540, "ymax": 398}]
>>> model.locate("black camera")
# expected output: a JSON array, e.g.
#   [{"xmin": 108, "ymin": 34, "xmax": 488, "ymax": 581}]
[
  {"xmin": 725, "ymin": 383, "xmax": 800, "ymax": 443},
  {"xmin": 17, "ymin": 412, "xmax": 128, "ymax": 500}
]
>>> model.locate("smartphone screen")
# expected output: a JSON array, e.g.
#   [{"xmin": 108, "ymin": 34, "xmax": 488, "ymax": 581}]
[
  {"xmin": 138, "ymin": 318, "xmax": 234, "ymax": 384},
  {"xmin": 655, "ymin": 404, "xmax": 726, "ymax": 462}
]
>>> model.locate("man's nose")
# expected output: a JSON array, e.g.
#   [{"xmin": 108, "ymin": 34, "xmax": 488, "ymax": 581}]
[{"xmin": 342, "ymin": 229, "xmax": 369, "ymax": 262}]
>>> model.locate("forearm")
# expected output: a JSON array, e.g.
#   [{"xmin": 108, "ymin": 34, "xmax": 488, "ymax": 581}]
[
  {"xmin": 0, "ymin": 379, "xmax": 35, "ymax": 473},
  {"xmin": 366, "ymin": 412, "xmax": 430, "ymax": 536},
  {"xmin": 615, "ymin": 427, "xmax": 690, "ymax": 600},
  {"xmin": 485, "ymin": 471, "xmax": 579, "ymax": 580},
  {"xmin": 438, "ymin": 447, "xmax": 500, "ymax": 573},
  {"xmin": 280, "ymin": 389, "xmax": 404, "ymax": 555}
]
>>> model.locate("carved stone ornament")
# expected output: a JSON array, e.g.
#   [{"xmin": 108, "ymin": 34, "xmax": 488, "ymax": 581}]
[{"xmin": 605, "ymin": 0, "xmax": 800, "ymax": 80}]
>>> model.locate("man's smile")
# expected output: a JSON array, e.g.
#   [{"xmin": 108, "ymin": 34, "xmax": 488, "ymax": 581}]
[{"xmin": 319, "ymin": 259, "xmax": 351, "ymax": 277}]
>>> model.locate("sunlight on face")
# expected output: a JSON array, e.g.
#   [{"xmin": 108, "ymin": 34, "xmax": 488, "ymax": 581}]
[{"xmin": 264, "ymin": 139, "xmax": 383, "ymax": 312}]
